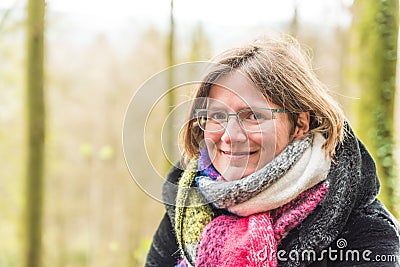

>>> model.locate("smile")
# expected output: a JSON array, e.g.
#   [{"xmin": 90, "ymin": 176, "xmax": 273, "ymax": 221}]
[{"xmin": 220, "ymin": 150, "xmax": 257, "ymax": 159}]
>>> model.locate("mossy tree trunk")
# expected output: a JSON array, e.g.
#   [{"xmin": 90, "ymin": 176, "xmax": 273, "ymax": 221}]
[
  {"xmin": 165, "ymin": 0, "xmax": 175, "ymax": 173},
  {"xmin": 350, "ymin": 0, "xmax": 399, "ymax": 216},
  {"xmin": 25, "ymin": 0, "xmax": 46, "ymax": 266}
]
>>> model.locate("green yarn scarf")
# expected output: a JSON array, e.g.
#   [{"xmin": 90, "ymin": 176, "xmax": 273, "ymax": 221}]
[{"xmin": 175, "ymin": 158, "xmax": 215, "ymax": 265}]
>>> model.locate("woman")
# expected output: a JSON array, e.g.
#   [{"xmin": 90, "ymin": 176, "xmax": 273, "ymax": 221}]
[{"xmin": 145, "ymin": 35, "xmax": 400, "ymax": 266}]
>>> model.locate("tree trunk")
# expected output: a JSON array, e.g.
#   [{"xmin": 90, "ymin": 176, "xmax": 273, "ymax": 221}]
[
  {"xmin": 351, "ymin": 0, "xmax": 399, "ymax": 216},
  {"xmin": 165, "ymin": 0, "xmax": 175, "ymax": 173},
  {"xmin": 25, "ymin": 0, "xmax": 46, "ymax": 266}
]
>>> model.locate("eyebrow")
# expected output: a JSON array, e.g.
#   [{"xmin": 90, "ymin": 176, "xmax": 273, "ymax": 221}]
[
  {"xmin": 206, "ymin": 105, "xmax": 268, "ymax": 110},
  {"xmin": 206, "ymin": 104, "xmax": 231, "ymax": 110}
]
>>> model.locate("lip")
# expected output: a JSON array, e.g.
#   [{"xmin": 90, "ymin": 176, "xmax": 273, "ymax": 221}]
[{"xmin": 220, "ymin": 149, "xmax": 258, "ymax": 159}]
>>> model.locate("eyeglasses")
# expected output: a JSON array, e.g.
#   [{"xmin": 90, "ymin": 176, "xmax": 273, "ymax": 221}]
[{"xmin": 195, "ymin": 108, "xmax": 289, "ymax": 132}]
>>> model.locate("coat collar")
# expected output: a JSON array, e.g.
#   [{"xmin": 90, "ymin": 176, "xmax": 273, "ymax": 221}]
[{"xmin": 281, "ymin": 122, "xmax": 380, "ymax": 266}]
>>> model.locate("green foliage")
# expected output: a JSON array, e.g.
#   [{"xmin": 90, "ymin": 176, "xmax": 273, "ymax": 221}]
[{"xmin": 99, "ymin": 144, "xmax": 115, "ymax": 161}]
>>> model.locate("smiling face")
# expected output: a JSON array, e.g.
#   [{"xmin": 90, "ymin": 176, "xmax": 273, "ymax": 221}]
[{"xmin": 203, "ymin": 71, "xmax": 295, "ymax": 181}]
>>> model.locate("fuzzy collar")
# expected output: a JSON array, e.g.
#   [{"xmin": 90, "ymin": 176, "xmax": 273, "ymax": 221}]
[{"xmin": 280, "ymin": 123, "xmax": 380, "ymax": 266}]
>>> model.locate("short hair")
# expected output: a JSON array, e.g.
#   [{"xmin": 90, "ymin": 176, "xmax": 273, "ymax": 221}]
[{"xmin": 180, "ymin": 34, "xmax": 345, "ymax": 165}]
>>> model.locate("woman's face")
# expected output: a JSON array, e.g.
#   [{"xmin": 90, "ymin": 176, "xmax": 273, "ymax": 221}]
[{"xmin": 203, "ymin": 71, "xmax": 298, "ymax": 181}]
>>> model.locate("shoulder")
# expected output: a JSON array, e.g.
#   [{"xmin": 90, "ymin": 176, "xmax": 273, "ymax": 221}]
[
  {"xmin": 166, "ymin": 163, "xmax": 185, "ymax": 184},
  {"xmin": 338, "ymin": 199, "xmax": 400, "ymax": 264},
  {"xmin": 162, "ymin": 163, "xmax": 184, "ymax": 203},
  {"xmin": 344, "ymin": 199, "xmax": 399, "ymax": 241},
  {"xmin": 161, "ymin": 163, "xmax": 185, "ymax": 224}
]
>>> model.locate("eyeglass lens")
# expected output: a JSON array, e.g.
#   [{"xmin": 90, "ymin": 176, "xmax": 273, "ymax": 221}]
[{"xmin": 196, "ymin": 109, "xmax": 274, "ymax": 132}]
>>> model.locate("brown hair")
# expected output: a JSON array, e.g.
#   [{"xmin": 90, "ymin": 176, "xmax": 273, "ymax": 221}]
[{"xmin": 180, "ymin": 34, "xmax": 345, "ymax": 165}]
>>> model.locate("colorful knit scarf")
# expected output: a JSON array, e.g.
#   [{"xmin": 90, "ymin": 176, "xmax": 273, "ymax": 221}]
[{"xmin": 175, "ymin": 134, "xmax": 331, "ymax": 267}]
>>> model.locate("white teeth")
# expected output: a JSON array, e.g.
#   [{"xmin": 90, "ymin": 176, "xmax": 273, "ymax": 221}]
[
  {"xmin": 222, "ymin": 151, "xmax": 254, "ymax": 156},
  {"xmin": 222, "ymin": 151, "xmax": 252, "ymax": 155}
]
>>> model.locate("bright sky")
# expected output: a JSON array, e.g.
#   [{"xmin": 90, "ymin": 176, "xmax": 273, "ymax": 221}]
[
  {"xmin": 0, "ymin": 0, "xmax": 353, "ymax": 51},
  {"xmin": 1, "ymin": 0, "xmax": 352, "ymax": 28}
]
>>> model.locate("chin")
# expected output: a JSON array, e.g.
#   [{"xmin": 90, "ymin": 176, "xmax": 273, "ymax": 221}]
[{"xmin": 219, "ymin": 166, "xmax": 257, "ymax": 181}]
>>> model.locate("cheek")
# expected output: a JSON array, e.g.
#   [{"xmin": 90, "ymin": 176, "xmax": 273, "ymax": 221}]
[
  {"xmin": 250, "ymin": 132, "xmax": 273, "ymax": 149},
  {"xmin": 251, "ymin": 130, "xmax": 277, "ymax": 164},
  {"xmin": 253, "ymin": 120, "xmax": 291, "ymax": 161},
  {"xmin": 203, "ymin": 132, "xmax": 221, "ymax": 157},
  {"xmin": 273, "ymin": 120, "xmax": 292, "ymax": 155},
  {"xmin": 203, "ymin": 131, "xmax": 221, "ymax": 145}
]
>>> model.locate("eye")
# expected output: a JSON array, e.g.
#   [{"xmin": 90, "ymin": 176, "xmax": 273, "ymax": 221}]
[
  {"xmin": 249, "ymin": 111, "xmax": 265, "ymax": 120},
  {"xmin": 244, "ymin": 111, "xmax": 267, "ymax": 121},
  {"xmin": 210, "ymin": 111, "xmax": 227, "ymax": 120},
  {"xmin": 240, "ymin": 109, "xmax": 272, "ymax": 122}
]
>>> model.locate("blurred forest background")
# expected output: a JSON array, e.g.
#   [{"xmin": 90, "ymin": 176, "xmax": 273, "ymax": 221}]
[{"xmin": 1, "ymin": 0, "xmax": 399, "ymax": 266}]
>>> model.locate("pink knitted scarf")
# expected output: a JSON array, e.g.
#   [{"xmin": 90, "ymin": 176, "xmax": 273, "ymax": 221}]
[{"xmin": 195, "ymin": 182, "xmax": 328, "ymax": 266}]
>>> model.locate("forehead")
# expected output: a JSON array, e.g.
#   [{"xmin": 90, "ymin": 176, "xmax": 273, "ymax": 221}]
[{"xmin": 207, "ymin": 71, "xmax": 272, "ymax": 108}]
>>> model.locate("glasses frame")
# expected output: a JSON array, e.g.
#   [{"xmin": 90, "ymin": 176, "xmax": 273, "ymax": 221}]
[{"xmin": 194, "ymin": 107, "xmax": 290, "ymax": 132}]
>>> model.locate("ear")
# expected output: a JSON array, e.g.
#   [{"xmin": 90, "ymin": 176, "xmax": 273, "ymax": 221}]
[{"xmin": 292, "ymin": 112, "xmax": 310, "ymax": 140}]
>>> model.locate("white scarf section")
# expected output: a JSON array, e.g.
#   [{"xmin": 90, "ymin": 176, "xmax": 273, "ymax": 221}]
[{"xmin": 228, "ymin": 133, "xmax": 331, "ymax": 217}]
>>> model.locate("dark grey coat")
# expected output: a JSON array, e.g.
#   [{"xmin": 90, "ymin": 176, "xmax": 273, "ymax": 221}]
[{"xmin": 146, "ymin": 127, "xmax": 400, "ymax": 266}]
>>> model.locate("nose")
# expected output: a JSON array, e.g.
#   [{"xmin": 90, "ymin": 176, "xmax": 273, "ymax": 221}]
[{"xmin": 221, "ymin": 117, "xmax": 248, "ymax": 143}]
